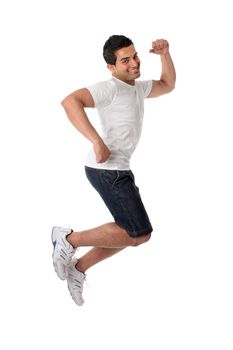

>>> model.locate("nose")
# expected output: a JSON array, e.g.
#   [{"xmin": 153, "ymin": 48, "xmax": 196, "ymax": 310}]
[{"xmin": 130, "ymin": 58, "xmax": 139, "ymax": 68}]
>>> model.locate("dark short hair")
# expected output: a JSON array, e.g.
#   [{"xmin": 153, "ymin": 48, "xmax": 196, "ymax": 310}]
[{"xmin": 103, "ymin": 35, "xmax": 133, "ymax": 65}]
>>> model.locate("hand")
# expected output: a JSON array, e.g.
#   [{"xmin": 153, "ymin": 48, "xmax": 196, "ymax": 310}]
[
  {"xmin": 149, "ymin": 39, "xmax": 169, "ymax": 55},
  {"xmin": 93, "ymin": 139, "xmax": 111, "ymax": 163}
]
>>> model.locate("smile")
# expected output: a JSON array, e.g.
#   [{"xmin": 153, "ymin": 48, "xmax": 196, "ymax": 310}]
[{"xmin": 128, "ymin": 68, "xmax": 140, "ymax": 74}]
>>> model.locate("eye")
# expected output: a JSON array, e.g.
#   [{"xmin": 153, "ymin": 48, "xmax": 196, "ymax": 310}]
[{"xmin": 122, "ymin": 59, "xmax": 129, "ymax": 64}]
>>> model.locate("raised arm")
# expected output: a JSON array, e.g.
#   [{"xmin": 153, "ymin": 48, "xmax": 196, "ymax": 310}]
[
  {"xmin": 61, "ymin": 88, "xmax": 110, "ymax": 163},
  {"xmin": 147, "ymin": 39, "xmax": 176, "ymax": 98}
]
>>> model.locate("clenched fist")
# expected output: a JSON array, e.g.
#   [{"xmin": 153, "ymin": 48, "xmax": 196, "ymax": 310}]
[
  {"xmin": 149, "ymin": 39, "xmax": 169, "ymax": 55},
  {"xmin": 93, "ymin": 139, "xmax": 111, "ymax": 163}
]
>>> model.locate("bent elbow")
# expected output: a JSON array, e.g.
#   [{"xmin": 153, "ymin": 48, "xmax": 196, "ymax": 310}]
[
  {"xmin": 61, "ymin": 94, "xmax": 84, "ymax": 109},
  {"xmin": 169, "ymin": 84, "xmax": 175, "ymax": 92},
  {"xmin": 61, "ymin": 96, "xmax": 76, "ymax": 110},
  {"xmin": 160, "ymin": 79, "xmax": 176, "ymax": 95},
  {"xmin": 165, "ymin": 82, "xmax": 175, "ymax": 94},
  {"xmin": 61, "ymin": 97, "xmax": 69, "ymax": 108}
]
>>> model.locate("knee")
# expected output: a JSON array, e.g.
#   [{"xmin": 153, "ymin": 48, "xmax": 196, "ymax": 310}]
[{"xmin": 131, "ymin": 232, "xmax": 151, "ymax": 247}]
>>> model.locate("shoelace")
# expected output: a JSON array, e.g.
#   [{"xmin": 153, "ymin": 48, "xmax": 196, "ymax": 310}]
[
  {"xmin": 65, "ymin": 259, "xmax": 89, "ymax": 287},
  {"xmin": 74, "ymin": 258, "xmax": 88, "ymax": 286}
]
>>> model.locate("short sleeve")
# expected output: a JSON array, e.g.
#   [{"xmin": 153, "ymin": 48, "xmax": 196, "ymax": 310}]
[
  {"xmin": 86, "ymin": 80, "xmax": 117, "ymax": 109},
  {"xmin": 137, "ymin": 80, "xmax": 153, "ymax": 98}
]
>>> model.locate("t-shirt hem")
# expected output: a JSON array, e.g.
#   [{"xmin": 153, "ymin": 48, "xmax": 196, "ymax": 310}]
[{"xmin": 85, "ymin": 163, "xmax": 131, "ymax": 171}]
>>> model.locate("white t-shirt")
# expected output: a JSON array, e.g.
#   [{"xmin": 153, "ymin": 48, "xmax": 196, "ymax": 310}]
[{"xmin": 86, "ymin": 77, "xmax": 152, "ymax": 170}]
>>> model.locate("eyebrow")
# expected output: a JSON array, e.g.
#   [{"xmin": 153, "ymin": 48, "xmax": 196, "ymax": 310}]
[{"xmin": 120, "ymin": 52, "xmax": 138, "ymax": 62}]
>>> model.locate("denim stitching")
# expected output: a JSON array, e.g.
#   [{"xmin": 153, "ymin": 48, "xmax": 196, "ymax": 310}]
[{"xmin": 111, "ymin": 171, "xmax": 120, "ymax": 188}]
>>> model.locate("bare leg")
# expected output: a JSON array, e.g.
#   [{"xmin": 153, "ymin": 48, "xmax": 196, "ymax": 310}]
[
  {"xmin": 67, "ymin": 222, "xmax": 151, "ymax": 249},
  {"xmin": 76, "ymin": 247, "xmax": 124, "ymax": 273},
  {"xmin": 67, "ymin": 222, "xmax": 151, "ymax": 273}
]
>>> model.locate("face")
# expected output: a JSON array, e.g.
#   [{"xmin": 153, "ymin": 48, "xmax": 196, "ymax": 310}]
[{"xmin": 108, "ymin": 44, "xmax": 141, "ymax": 85}]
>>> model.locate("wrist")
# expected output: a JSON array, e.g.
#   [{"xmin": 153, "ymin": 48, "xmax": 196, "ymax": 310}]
[
  {"xmin": 92, "ymin": 136, "xmax": 103, "ymax": 146},
  {"xmin": 160, "ymin": 51, "xmax": 170, "ymax": 58}
]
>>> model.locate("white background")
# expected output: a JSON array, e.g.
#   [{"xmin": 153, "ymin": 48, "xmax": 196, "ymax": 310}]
[{"xmin": 1, "ymin": 0, "xmax": 233, "ymax": 349}]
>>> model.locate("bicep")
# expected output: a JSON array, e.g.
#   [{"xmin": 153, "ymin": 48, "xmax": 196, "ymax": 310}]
[
  {"xmin": 62, "ymin": 88, "xmax": 95, "ymax": 108},
  {"xmin": 147, "ymin": 80, "xmax": 172, "ymax": 98}
]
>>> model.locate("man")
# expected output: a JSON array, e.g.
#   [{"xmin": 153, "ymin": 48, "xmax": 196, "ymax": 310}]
[{"xmin": 52, "ymin": 35, "xmax": 176, "ymax": 306}]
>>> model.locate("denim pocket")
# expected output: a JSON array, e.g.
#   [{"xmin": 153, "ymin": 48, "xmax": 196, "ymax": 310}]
[{"xmin": 102, "ymin": 170, "xmax": 120, "ymax": 188}]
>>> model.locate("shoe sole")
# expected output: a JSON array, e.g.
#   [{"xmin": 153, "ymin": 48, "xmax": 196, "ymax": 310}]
[
  {"xmin": 51, "ymin": 227, "xmax": 66, "ymax": 281},
  {"xmin": 67, "ymin": 284, "xmax": 84, "ymax": 306}
]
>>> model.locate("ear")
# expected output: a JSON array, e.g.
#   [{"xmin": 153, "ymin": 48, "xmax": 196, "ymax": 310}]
[{"xmin": 107, "ymin": 64, "xmax": 116, "ymax": 73}]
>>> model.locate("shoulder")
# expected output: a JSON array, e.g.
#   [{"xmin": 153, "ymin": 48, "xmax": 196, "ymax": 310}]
[
  {"xmin": 86, "ymin": 79, "xmax": 117, "ymax": 108},
  {"xmin": 87, "ymin": 79, "xmax": 117, "ymax": 96},
  {"xmin": 135, "ymin": 80, "xmax": 153, "ymax": 98}
]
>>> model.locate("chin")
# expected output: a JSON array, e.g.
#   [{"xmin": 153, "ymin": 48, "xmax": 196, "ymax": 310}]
[{"xmin": 132, "ymin": 72, "xmax": 140, "ymax": 80}]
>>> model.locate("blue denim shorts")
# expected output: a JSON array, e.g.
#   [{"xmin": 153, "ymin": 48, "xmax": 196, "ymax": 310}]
[{"xmin": 85, "ymin": 166, "xmax": 153, "ymax": 238}]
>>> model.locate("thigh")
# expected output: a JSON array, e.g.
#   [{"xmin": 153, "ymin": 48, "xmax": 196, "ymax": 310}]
[
  {"xmin": 85, "ymin": 167, "xmax": 153, "ymax": 238},
  {"xmin": 111, "ymin": 170, "xmax": 153, "ymax": 237}
]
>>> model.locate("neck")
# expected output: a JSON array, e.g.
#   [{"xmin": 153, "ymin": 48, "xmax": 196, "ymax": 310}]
[{"xmin": 112, "ymin": 75, "xmax": 135, "ymax": 86}]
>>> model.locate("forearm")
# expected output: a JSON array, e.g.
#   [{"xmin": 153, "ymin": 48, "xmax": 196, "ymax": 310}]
[
  {"xmin": 61, "ymin": 98, "xmax": 102, "ymax": 145},
  {"xmin": 160, "ymin": 52, "xmax": 176, "ymax": 89}
]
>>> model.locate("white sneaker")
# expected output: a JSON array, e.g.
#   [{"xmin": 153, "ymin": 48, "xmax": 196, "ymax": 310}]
[
  {"xmin": 66, "ymin": 258, "xmax": 85, "ymax": 306},
  {"xmin": 51, "ymin": 226, "xmax": 76, "ymax": 280}
]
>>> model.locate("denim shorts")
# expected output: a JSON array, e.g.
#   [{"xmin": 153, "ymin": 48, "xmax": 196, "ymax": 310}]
[{"xmin": 85, "ymin": 166, "xmax": 153, "ymax": 238}]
